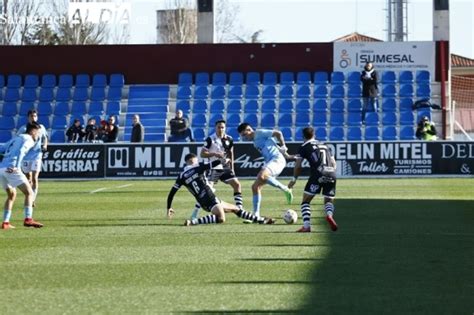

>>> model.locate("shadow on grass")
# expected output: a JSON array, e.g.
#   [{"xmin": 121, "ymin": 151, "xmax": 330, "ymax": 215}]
[{"xmin": 183, "ymin": 311, "xmax": 298, "ymax": 314}]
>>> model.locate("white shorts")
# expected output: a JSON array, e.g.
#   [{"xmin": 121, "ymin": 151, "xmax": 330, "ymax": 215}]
[
  {"xmin": 0, "ymin": 167, "xmax": 29, "ymax": 190},
  {"xmin": 22, "ymin": 159, "xmax": 42, "ymax": 173},
  {"xmin": 263, "ymin": 157, "xmax": 286, "ymax": 177}
]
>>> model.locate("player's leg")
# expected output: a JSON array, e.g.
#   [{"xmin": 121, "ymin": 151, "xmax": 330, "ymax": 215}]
[
  {"xmin": 224, "ymin": 175, "xmax": 243, "ymax": 210},
  {"xmin": 264, "ymin": 159, "xmax": 293, "ymax": 204},
  {"xmin": 251, "ymin": 169, "xmax": 269, "ymax": 218},
  {"xmin": 185, "ymin": 197, "xmax": 225, "ymax": 226},
  {"xmin": 2, "ymin": 186, "xmax": 16, "ymax": 229},
  {"xmin": 16, "ymin": 182, "xmax": 43, "ymax": 228},
  {"xmin": 30, "ymin": 167, "xmax": 41, "ymax": 203},
  {"xmin": 220, "ymin": 200, "xmax": 275, "ymax": 224},
  {"xmin": 297, "ymin": 177, "xmax": 319, "ymax": 233},
  {"xmin": 322, "ymin": 181, "xmax": 338, "ymax": 231},
  {"xmin": 190, "ymin": 202, "xmax": 201, "ymax": 220}
]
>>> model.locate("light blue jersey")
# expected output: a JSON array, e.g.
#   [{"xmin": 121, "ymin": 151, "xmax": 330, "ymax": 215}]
[
  {"xmin": 0, "ymin": 134, "xmax": 35, "ymax": 169},
  {"xmin": 17, "ymin": 124, "xmax": 47, "ymax": 161},
  {"xmin": 253, "ymin": 129, "xmax": 283, "ymax": 162}
]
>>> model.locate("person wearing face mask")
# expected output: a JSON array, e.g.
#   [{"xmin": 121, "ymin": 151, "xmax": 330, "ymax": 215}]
[{"xmin": 360, "ymin": 62, "xmax": 379, "ymax": 123}]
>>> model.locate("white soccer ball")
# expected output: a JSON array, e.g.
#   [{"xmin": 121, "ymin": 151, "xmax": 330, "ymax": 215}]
[{"xmin": 282, "ymin": 209, "xmax": 298, "ymax": 224}]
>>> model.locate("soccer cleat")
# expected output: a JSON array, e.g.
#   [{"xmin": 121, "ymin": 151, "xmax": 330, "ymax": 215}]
[
  {"xmin": 23, "ymin": 218, "xmax": 44, "ymax": 228},
  {"xmin": 242, "ymin": 219, "xmax": 253, "ymax": 224},
  {"xmin": 326, "ymin": 215, "xmax": 338, "ymax": 231},
  {"xmin": 263, "ymin": 217, "xmax": 276, "ymax": 225},
  {"xmin": 2, "ymin": 222, "xmax": 15, "ymax": 230},
  {"xmin": 296, "ymin": 226, "xmax": 311, "ymax": 233},
  {"xmin": 183, "ymin": 219, "xmax": 191, "ymax": 226},
  {"xmin": 284, "ymin": 189, "xmax": 293, "ymax": 205}
]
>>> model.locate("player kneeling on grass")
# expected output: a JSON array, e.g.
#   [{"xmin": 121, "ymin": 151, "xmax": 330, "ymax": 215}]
[
  {"xmin": 1, "ymin": 122, "xmax": 44, "ymax": 230},
  {"xmin": 167, "ymin": 153, "xmax": 275, "ymax": 226},
  {"xmin": 286, "ymin": 127, "xmax": 338, "ymax": 233}
]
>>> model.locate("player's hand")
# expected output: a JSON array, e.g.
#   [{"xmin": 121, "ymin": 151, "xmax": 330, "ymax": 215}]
[
  {"xmin": 288, "ymin": 179, "xmax": 296, "ymax": 189},
  {"xmin": 278, "ymin": 145, "xmax": 288, "ymax": 154},
  {"xmin": 41, "ymin": 146, "xmax": 48, "ymax": 153},
  {"xmin": 166, "ymin": 208, "xmax": 175, "ymax": 219}
]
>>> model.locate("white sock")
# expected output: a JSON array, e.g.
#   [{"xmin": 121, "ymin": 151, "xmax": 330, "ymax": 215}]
[{"xmin": 24, "ymin": 206, "xmax": 33, "ymax": 219}]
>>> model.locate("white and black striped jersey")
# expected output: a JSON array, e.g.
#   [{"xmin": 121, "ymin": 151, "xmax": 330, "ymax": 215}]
[
  {"xmin": 203, "ymin": 133, "xmax": 233, "ymax": 170},
  {"xmin": 297, "ymin": 140, "xmax": 335, "ymax": 175}
]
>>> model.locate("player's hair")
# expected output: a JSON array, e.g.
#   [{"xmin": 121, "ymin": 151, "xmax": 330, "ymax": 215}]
[
  {"xmin": 184, "ymin": 153, "xmax": 197, "ymax": 162},
  {"xmin": 237, "ymin": 123, "xmax": 251, "ymax": 133},
  {"xmin": 27, "ymin": 109, "xmax": 38, "ymax": 116},
  {"xmin": 25, "ymin": 122, "xmax": 41, "ymax": 133},
  {"xmin": 215, "ymin": 119, "xmax": 226, "ymax": 126},
  {"xmin": 302, "ymin": 127, "xmax": 314, "ymax": 140}
]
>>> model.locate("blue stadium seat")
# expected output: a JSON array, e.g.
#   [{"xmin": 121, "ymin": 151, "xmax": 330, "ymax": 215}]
[
  {"xmin": 296, "ymin": 72, "xmax": 311, "ymax": 85},
  {"xmin": 16, "ymin": 116, "xmax": 28, "ymax": 129},
  {"xmin": 106, "ymin": 101, "xmax": 121, "ymax": 115},
  {"xmin": 278, "ymin": 113, "xmax": 293, "ymax": 127},
  {"xmin": 243, "ymin": 113, "xmax": 258, "ymax": 126},
  {"xmin": 227, "ymin": 100, "xmax": 242, "ymax": 113},
  {"xmin": 21, "ymin": 88, "xmax": 37, "ymax": 102},
  {"xmin": 109, "ymin": 73, "xmax": 125, "ymax": 87},
  {"xmin": 400, "ymin": 98, "xmax": 413, "ymax": 111},
  {"xmin": 399, "ymin": 71, "xmax": 414, "ymax": 83},
  {"xmin": 56, "ymin": 88, "xmax": 71, "ymax": 101},
  {"xmin": 381, "ymin": 71, "xmax": 396, "ymax": 84},
  {"xmin": 330, "ymin": 99, "xmax": 345, "ymax": 112},
  {"xmin": 39, "ymin": 88, "xmax": 54, "ymax": 101},
  {"xmin": 313, "ymin": 85, "xmax": 328, "ymax": 98},
  {"xmin": 400, "ymin": 126, "xmax": 415, "ymax": 140},
  {"xmin": 210, "ymin": 100, "xmax": 225, "ymax": 113},
  {"xmin": 37, "ymin": 102, "xmax": 53, "ymax": 116},
  {"xmin": 24, "ymin": 74, "xmax": 39, "ymax": 88},
  {"xmin": 261, "ymin": 100, "xmax": 276, "ymax": 113},
  {"xmin": 330, "ymin": 85, "xmax": 345, "ymax": 98},
  {"xmin": 399, "ymin": 84, "xmax": 414, "ymax": 97},
  {"xmin": 0, "ymin": 116, "xmax": 15, "ymax": 131},
  {"xmin": 54, "ymin": 102, "xmax": 70, "ymax": 116},
  {"xmin": 347, "ymin": 127, "xmax": 362, "ymax": 141},
  {"xmin": 144, "ymin": 134, "xmax": 166, "ymax": 142},
  {"xmin": 330, "ymin": 112, "xmax": 344, "ymax": 126},
  {"xmin": 347, "ymin": 71, "xmax": 360, "ymax": 84},
  {"xmin": 50, "ymin": 130, "xmax": 66, "ymax": 143},
  {"xmin": 382, "ymin": 112, "xmax": 397, "ymax": 125},
  {"xmin": 4, "ymin": 88, "xmax": 20, "ymax": 102},
  {"xmin": 382, "ymin": 84, "xmax": 397, "ymax": 97},
  {"xmin": 262, "ymin": 85, "xmax": 277, "ymax": 99},
  {"xmin": 245, "ymin": 85, "xmax": 260, "ymax": 99},
  {"xmin": 209, "ymin": 113, "xmax": 225, "ymax": 126},
  {"xmin": 382, "ymin": 126, "xmax": 398, "ymax": 140},
  {"xmin": 210, "ymin": 85, "xmax": 226, "ymax": 99},
  {"xmin": 178, "ymin": 72, "xmax": 193, "ymax": 85},
  {"xmin": 365, "ymin": 126, "xmax": 380, "ymax": 140},
  {"xmin": 7, "ymin": 74, "xmax": 22, "ymax": 88},
  {"xmin": 365, "ymin": 112, "xmax": 379, "ymax": 126},
  {"xmin": 176, "ymin": 100, "xmax": 191, "ymax": 114},
  {"xmin": 58, "ymin": 74, "xmax": 73, "ymax": 88},
  {"xmin": 313, "ymin": 99, "xmax": 328, "ymax": 112},
  {"xmin": 382, "ymin": 98, "xmax": 397, "ymax": 112},
  {"xmin": 296, "ymin": 85, "xmax": 311, "ymax": 98},
  {"xmin": 312, "ymin": 112, "xmax": 328, "ymax": 127},
  {"xmin": 19, "ymin": 102, "xmax": 35, "ymax": 116},
  {"xmin": 192, "ymin": 100, "xmax": 208, "ymax": 113},
  {"xmin": 246, "ymin": 72, "xmax": 260, "ymax": 85},
  {"xmin": 2, "ymin": 102, "xmax": 17, "ymax": 116},
  {"xmin": 194, "ymin": 85, "xmax": 209, "ymax": 99},
  {"xmin": 347, "ymin": 112, "xmax": 362, "ymax": 126},
  {"xmin": 263, "ymin": 72, "xmax": 277, "ymax": 85},
  {"xmin": 315, "ymin": 127, "xmax": 328, "ymax": 141},
  {"xmin": 40, "ymin": 74, "xmax": 56, "ymax": 88},
  {"xmin": 71, "ymin": 101, "xmax": 86, "ymax": 116},
  {"xmin": 295, "ymin": 127, "xmax": 305, "ymax": 141},
  {"xmin": 52, "ymin": 116, "xmax": 68, "ymax": 129},
  {"xmin": 192, "ymin": 114, "xmax": 207, "ymax": 128},
  {"xmin": 75, "ymin": 74, "xmax": 90, "ymax": 87},
  {"xmin": 228, "ymin": 85, "xmax": 243, "ymax": 99},
  {"xmin": 260, "ymin": 113, "xmax": 276, "ymax": 128},
  {"xmin": 90, "ymin": 87, "xmax": 105, "ymax": 101},
  {"xmin": 348, "ymin": 99, "xmax": 362, "ymax": 112},
  {"xmin": 416, "ymin": 70, "xmax": 430, "ymax": 83},
  {"xmin": 229, "ymin": 72, "xmax": 244, "ymax": 85},
  {"xmin": 329, "ymin": 127, "xmax": 344, "ymax": 141},
  {"xmin": 295, "ymin": 112, "xmax": 310, "ymax": 126},
  {"xmin": 226, "ymin": 113, "xmax": 241, "ymax": 127},
  {"xmin": 330, "ymin": 71, "xmax": 345, "ymax": 84},
  {"xmin": 0, "ymin": 130, "xmax": 12, "ymax": 143},
  {"xmin": 244, "ymin": 100, "xmax": 259, "ymax": 113},
  {"xmin": 296, "ymin": 99, "xmax": 311, "ymax": 112},
  {"xmin": 416, "ymin": 84, "xmax": 431, "ymax": 98},
  {"xmin": 195, "ymin": 72, "xmax": 210, "ymax": 85},
  {"xmin": 107, "ymin": 87, "xmax": 122, "ymax": 101},
  {"xmin": 347, "ymin": 84, "xmax": 361, "ymax": 98},
  {"xmin": 177, "ymin": 85, "xmax": 192, "ymax": 99},
  {"xmin": 399, "ymin": 111, "xmax": 414, "ymax": 125},
  {"xmin": 38, "ymin": 115, "xmax": 50, "ymax": 129},
  {"xmin": 89, "ymin": 101, "xmax": 104, "ymax": 115},
  {"xmin": 73, "ymin": 87, "xmax": 88, "ymax": 101},
  {"xmin": 279, "ymin": 99, "xmax": 294, "ymax": 113},
  {"xmin": 212, "ymin": 72, "xmax": 227, "ymax": 85},
  {"xmin": 92, "ymin": 74, "xmax": 107, "ymax": 87},
  {"xmin": 314, "ymin": 71, "xmax": 329, "ymax": 84},
  {"xmin": 279, "ymin": 72, "xmax": 294, "ymax": 84},
  {"xmin": 281, "ymin": 127, "xmax": 293, "ymax": 140},
  {"xmin": 279, "ymin": 85, "xmax": 294, "ymax": 98}
]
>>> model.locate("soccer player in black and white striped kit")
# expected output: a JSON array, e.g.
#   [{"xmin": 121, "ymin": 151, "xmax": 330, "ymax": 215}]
[
  {"xmin": 167, "ymin": 153, "xmax": 275, "ymax": 226},
  {"xmin": 287, "ymin": 127, "xmax": 338, "ymax": 233}
]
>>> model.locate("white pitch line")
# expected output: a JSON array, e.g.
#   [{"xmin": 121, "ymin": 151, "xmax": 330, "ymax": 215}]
[
  {"xmin": 90, "ymin": 187, "xmax": 108, "ymax": 194},
  {"xmin": 117, "ymin": 184, "xmax": 133, "ymax": 189}
]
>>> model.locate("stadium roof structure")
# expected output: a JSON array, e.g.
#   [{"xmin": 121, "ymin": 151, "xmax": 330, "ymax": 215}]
[{"xmin": 332, "ymin": 32, "xmax": 383, "ymax": 42}]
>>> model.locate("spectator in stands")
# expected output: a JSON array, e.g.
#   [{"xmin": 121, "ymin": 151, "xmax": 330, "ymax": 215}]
[
  {"xmin": 168, "ymin": 109, "xmax": 194, "ymax": 142},
  {"xmin": 66, "ymin": 119, "xmax": 84, "ymax": 143},
  {"xmin": 360, "ymin": 62, "xmax": 379, "ymax": 123},
  {"xmin": 131, "ymin": 114, "xmax": 145, "ymax": 143},
  {"xmin": 101, "ymin": 116, "xmax": 119, "ymax": 143},
  {"xmin": 84, "ymin": 118, "xmax": 99, "ymax": 142},
  {"xmin": 416, "ymin": 116, "xmax": 437, "ymax": 140}
]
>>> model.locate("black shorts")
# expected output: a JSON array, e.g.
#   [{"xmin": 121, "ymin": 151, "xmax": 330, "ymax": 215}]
[
  {"xmin": 303, "ymin": 174, "xmax": 336, "ymax": 198},
  {"xmin": 207, "ymin": 168, "xmax": 237, "ymax": 184},
  {"xmin": 196, "ymin": 190, "xmax": 221, "ymax": 212}
]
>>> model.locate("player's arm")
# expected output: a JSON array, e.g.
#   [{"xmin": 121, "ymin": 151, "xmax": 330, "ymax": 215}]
[
  {"xmin": 200, "ymin": 138, "xmax": 224, "ymax": 159},
  {"xmin": 272, "ymin": 130, "xmax": 289, "ymax": 155},
  {"xmin": 288, "ymin": 156, "xmax": 303, "ymax": 189},
  {"xmin": 42, "ymin": 127, "xmax": 48, "ymax": 151},
  {"xmin": 228, "ymin": 146, "xmax": 234, "ymax": 171},
  {"xmin": 166, "ymin": 180, "xmax": 182, "ymax": 218},
  {"xmin": 199, "ymin": 159, "xmax": 226, "ymax": 173}
]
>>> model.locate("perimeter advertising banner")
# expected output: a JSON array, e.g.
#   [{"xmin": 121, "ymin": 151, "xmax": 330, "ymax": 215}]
[
  {"xmin": 333, "ymin": 41, "xmax": 436, "ymax": 79},
  {"xmin": 40, "ymin": 142, "xmax": 473, "ymax": 179}
]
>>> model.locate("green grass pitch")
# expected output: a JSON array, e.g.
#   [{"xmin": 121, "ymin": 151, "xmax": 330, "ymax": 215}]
[{"xmin": 0, "ymin": 178, "xmax": 473, "ymax": 314}]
